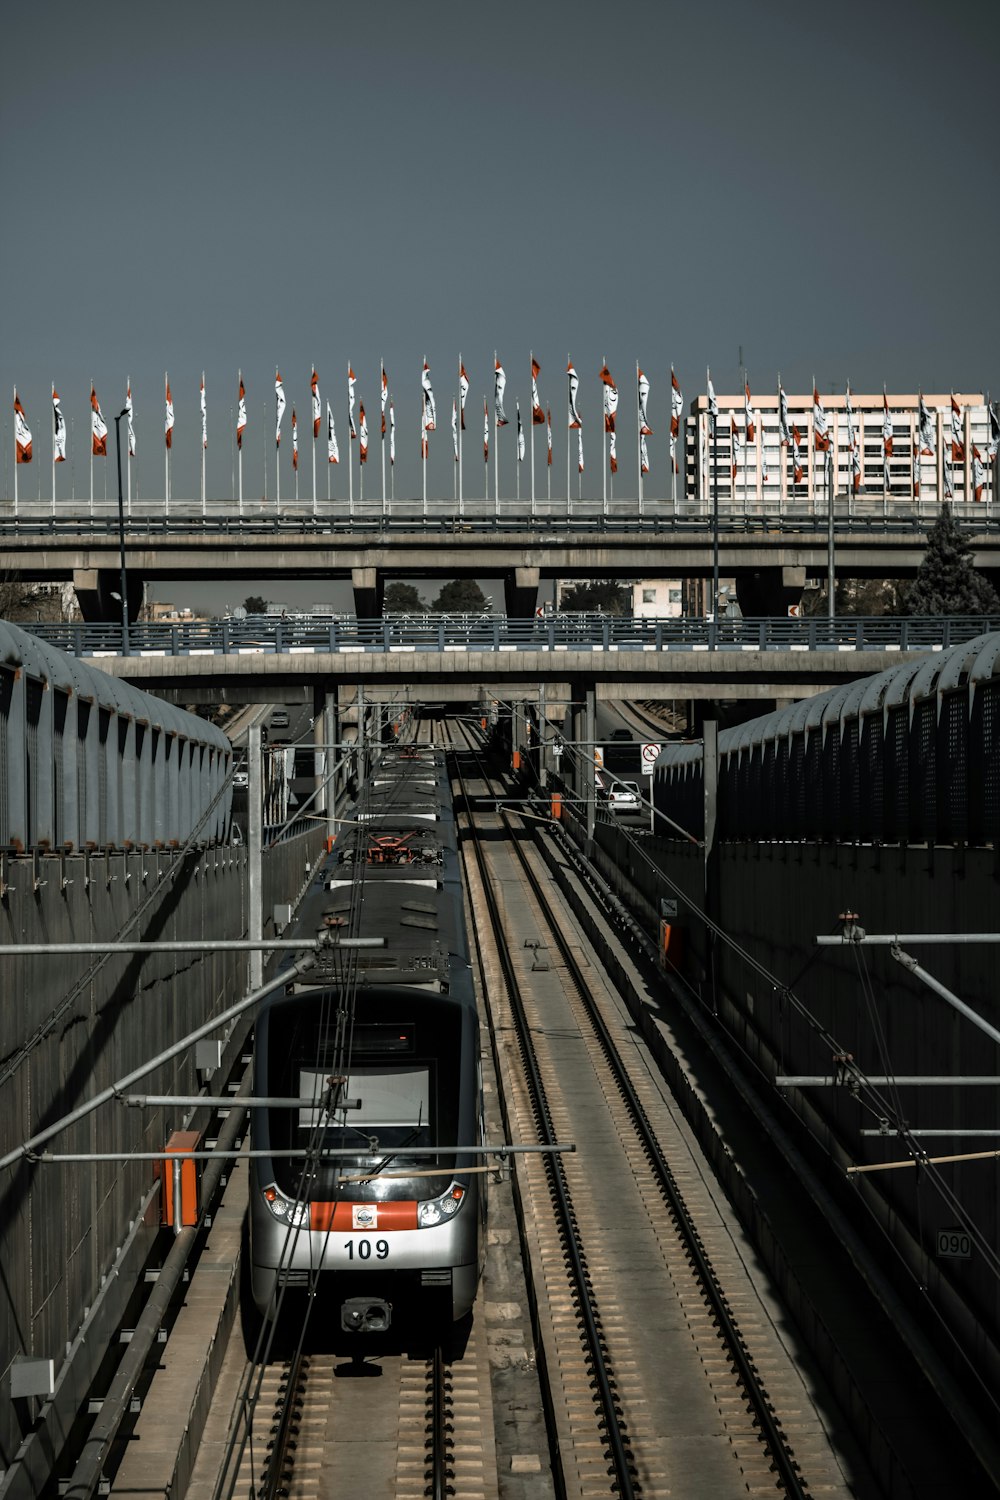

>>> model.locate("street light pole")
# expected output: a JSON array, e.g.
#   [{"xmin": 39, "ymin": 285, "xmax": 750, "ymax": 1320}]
[{"xmin": 114, "ymin": 409, "xmax": 130, "ymax": 655}]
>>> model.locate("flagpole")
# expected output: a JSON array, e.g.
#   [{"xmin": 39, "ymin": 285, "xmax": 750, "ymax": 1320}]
[
  {"xmin": 51, "ymin": 383, "xmax": 56, "ymax": 514},
  {"xmin": 601, "ymin": 356, "xmax": 607, "ymax": 515},
  {"xmin": 530, "ymin": 351, "xmax": 535, "ymax": 515},
  {"xmin": 13, "ymin": 389, "xmax": 18, "ymax": 511},
  {"xmin": 201, "ymin": 374, "xmax": 206, "ymax": 516},
  {"xmin": 348, "ymin": 364, "xmax": 353, "ymax": 517},
  {"xmin": 458, "ymin": 354, "xmax": 464, "ymax": 520},
  {"xmin": 566, "ymin": 353, "xmax": 571, "ymax": 519},
  {"xmin": 484, "ymin": 397, "xmax": 488, "ymax": 506},
  {"xmin": 671, "ymin": 369, "xmax": 677, "ymax": 510},
  {"xmin": 709, "ymin": 367, "xmax": 719, "ymax": 629},
  {"xmin": 516, "ymin": 406, "xmax": 520, "ymax": 505},
  {"xmin": 238, "ymin": 369, "xmax": 243, "ymax": 515},
  {"xmin": 547, "ymin": 411, "xmax": 551, "ymax": 503},
  {"xmin": 638, "ymin": 360, "xmax": 644, "ymax": 519},
  {"xmin": 126, "ymin": 376, "xmax": 131, "ymax": 511},
  {"xmin": 381, "ymin": 359, "xmax": 386, "ymax": 520},
  {"xmin": 312, "ymin": 365, "xmax": 318, "ymax": 517},
  {"xmin": 493, "ymin": 351, "xmax": 499, "ymax": 521},
  {"xmin": 422, "ymin": 355, "xmax": 427, "ymax": 514},
  {"xmin": 275, "ymin": 369, "xmax": 281, "ymax": 510},
  {"xmin": 164, "ymin": 372, "xmax": 169, "ymax": 508},
  {"xmin": 90, "ymin": 380, "xmax": 94, "ymax": 516}
]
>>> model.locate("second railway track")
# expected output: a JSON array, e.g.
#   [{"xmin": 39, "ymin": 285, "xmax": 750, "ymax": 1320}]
[{"xmin": 450, "ymin": 719, "xmax": 858, "ymax": 1499}]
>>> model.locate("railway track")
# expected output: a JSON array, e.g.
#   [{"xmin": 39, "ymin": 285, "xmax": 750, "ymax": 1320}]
[{"xmin": 450, "ymin": 719, "xmax": 855, "ymax": 1499}]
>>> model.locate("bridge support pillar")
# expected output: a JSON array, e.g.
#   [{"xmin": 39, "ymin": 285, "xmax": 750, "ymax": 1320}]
[
  {"xmin": 503, "ymin": 567, "xmax": 540, "ymax": 619},
  {"xmin": 735, "ymin": 564, "xmax": 805, "ymax": 618},
  {"xmin": 73, "ymin": 569, "xmax": 144, "ymax": 624},
  {"xmin": 313, "ymin": 687, "xmax": 338, "ymax": 838},
  {"xmin": 351, "ymin": 567, "xmax": 383, "ymax": 619}
]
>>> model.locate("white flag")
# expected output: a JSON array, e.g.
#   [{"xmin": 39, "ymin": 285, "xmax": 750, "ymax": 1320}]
[
  {"xmin": 778, "ymin": 384, "xmax": 790, "ymax": 446},
  {"xmin": 494, "ymin": 358, "xmax": 508, "ymax": 425},
  {"xmin": 311, "ymin": 369, "xmax": 321, "ymax": 439},
  {"xmin": 918, "ymin": 392, "xmax": 936, "ymax": 458},
  {"xmin": 517, "ymin": 402, "xmax": 525, "ymax": 461},
  {"xmin": 640, "ymin": 432, "xmax": 649, "ymax": 475},
  {"xmin": 567, "ymin": 360, "xmax": 582, "ymax": 428},
  {"xmin": 452, "ymin": 398, "xmax": 459, "ymax": 462},
  {"xmin": 349, "ymin": 365, "xmax": 357, "ymax": 439},
  {"xmin": 707, "ymin": 373, "xmax": 718, "ymax": 435},
  {"xmin": 200, "ymin": 375, "xmax": 207, "ymax": 450},
  {"xmin": 608, "ymin": 426, "xmax": 617, "ymax": 474},
  {"xmin": 164, "ymin": 376, "xmax": 174, "ymax": 449},
  {"xmin": 422, "ymin": 360, "xmax": 436, "ymax": 431},
  {"xmin": 730, "ymin": 415, "xmax": 742, "ymax": 479},
  {"xmin": 326, "ymin": 401, "xmax": 339, "ymax": 464},
  {"xmin": 638, "ymin": 368, "xmax": 651, "ymax": 435},
  {"xmin": 577, "ymin": 424, "xmax": 584, "ymax": 474},
  {"xmin": 52, "ymin": 387, "xmax": 66, "ymax": 463},
  {"xmin": 14, "ymin": 391, "xmax": 31, "ymax": 463},
  {"xmin": 90, "ymin": 386, "xmax": 107, "ymax": 455},
  {"xmin": 389, "ymin": 399, "xmax": 395, "ymax": 465},
  {"xmin": 275, "ymin": 370, "xmax": 286, "ymax": 446},
  {"xmin": 459, "ymin": 361, "xmax": 469, "ymax": 429},
  {"xmin": 126, "ymin": 380, "xmax": 136, "ymax": 457}
]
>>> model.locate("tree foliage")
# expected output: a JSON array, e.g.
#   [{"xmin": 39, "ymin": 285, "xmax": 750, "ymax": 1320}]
[
  {"xmin": 558, "ymin": 579, "xmax": 631, "ymax": 615},
  {"xmin": 384, "ymin": 581, "xmax": 427, "ymax": 612},
  {"xmin": 903, "ymin": 505, "xmax": 1000, "ymax": 615},
  {"xmin": 243, "ymin": 594, "xmax": 268, "ymax": 614},
  {"xmin": 430, "ymin": 578, "xmax": 487, "ymax": 612},
  {"xmin": 803, "ymin": 577, "xmax": 905, "ymax": 617}
]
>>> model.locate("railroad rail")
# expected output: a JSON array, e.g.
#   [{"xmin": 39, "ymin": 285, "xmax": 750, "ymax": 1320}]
[{"xmin": 450, "ymin": 721, "xmax": 847, "ymax": 1497}]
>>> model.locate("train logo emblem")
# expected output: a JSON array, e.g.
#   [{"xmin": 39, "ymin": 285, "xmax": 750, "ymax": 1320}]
[{"xmin": 352, "ymin": 1205, "xmax": 377, "ymax": 1230}]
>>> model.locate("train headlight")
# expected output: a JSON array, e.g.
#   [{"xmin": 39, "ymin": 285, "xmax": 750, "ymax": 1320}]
[
  {"xmin": 417, "ymin": 1182, "xmax": 465, "ymax": 1228},
  {"xmin": 262, "ymin": 1183, "xmax": 309, "ymax": 1227}
]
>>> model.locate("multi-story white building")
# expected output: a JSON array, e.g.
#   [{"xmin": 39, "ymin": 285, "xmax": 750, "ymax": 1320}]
[
  {"xmin": 684, "ymin": 392, "xmax": 995, "ymax": 511},
  {"xmin": 632, "ymin": 580, "xmax": 683, "ymax": 617}
]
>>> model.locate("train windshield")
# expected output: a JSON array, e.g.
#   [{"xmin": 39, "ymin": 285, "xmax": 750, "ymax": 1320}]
[{"xmin": 265, "ymin": 996, "xmax": 460, "ymax": 1198}]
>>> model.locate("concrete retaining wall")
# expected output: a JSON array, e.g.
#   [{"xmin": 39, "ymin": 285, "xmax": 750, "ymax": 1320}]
[{"xmin": 0, "ymin": 827, "xmax": 324, "ymax": 1476}]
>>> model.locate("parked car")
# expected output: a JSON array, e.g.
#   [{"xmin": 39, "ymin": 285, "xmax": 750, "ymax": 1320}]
[{"xmin": 608, "ymin": 781, "xmax": 642, "ymax": 814}]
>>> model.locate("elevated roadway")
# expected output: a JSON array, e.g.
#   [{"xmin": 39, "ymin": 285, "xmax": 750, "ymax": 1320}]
[{"xmin": 5, "ymin": 498, "xmax": 1000, "ymax": 618}]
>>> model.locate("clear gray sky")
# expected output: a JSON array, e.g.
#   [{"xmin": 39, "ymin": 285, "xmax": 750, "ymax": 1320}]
[{"xmin": 2, "ymin": 0, "xmax": 997, "ymax": 531}]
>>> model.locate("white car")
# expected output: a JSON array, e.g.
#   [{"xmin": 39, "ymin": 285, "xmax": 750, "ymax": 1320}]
[
  {"xmin": 270, "ymin": 709, "xmax": 290, "ymax": 729},
  {"xmin": 608, "ymin": 782, "xmax": 642, "ymax": 814}
]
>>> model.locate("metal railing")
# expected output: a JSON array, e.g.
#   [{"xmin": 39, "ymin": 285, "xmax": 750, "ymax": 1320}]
[
  {"xmin": 0, "ymin": 493, "xmax": 997, "ymax": 538},
  {"xmin": 22, "ymin": 614, "xmax": 1000, "ymax": 659}
]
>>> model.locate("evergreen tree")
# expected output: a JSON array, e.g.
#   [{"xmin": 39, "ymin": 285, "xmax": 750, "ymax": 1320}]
[
  {"xmin": 559, "ymin": 579, "xmax": 631, "ymax": 615},
  {"xmin": 384, "ymin": 581, "xmax": 426, "ymax": 612},
  {"xmin": 904, "ymin": 505, "xmax": 1000, "ymax": 615},
  {"xmin": 430, "ymin": 578, "xmax": 487, "ymax": 612},
  {"xmin": 243, "ymin": 594, "xmax": 268, "ymax": 614}
]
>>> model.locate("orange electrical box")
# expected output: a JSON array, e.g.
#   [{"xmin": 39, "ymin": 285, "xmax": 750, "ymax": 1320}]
[
  {"xmin": 162, "ymin": 1131, "xmax": 200, "ymax": 1227},
  {"xmin": 512, "ymin": 749, "xmax": 521, "ymax": 771},
  {"xmin": 551, "ymin": 792, "xmax": 562, "ymax": 820},
  {"xmin": 659, "ymin": 920, "xmax": 684, "ymax": 968},
  {"xmin": 480, "ymin": 716, "xmax": 487, "ymax": 730}
]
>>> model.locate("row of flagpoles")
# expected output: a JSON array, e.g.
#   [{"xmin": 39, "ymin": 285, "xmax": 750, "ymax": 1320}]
[{"xmin": 10, "ymin": 365, "xmax": 998, "ymax": 509}]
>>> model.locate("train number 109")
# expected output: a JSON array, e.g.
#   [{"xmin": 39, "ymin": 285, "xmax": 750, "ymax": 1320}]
[{"xmin": 343, "ymin": 1239, "xmax": 390, "ymax": 1260}]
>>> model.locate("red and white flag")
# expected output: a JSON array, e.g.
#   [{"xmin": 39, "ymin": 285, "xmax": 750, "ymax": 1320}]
[
  {"xmin": 292, "ymin": 408, "xmax": 298, "ymax": 470},
  {"xmin": 918, "ymin": 392, "xmax": 935, "ymax": 458},
  {"xmin": 791, "ymin": 424, "xmax": 804, "ymax": 484},
  {"xmin": 459, "ymin": 361, "xmax": 469, "ymax": 430},
  {"xmin": 761, "ymin": 444, "xmax": 769, "ymax": 484},
  {"xmin": 778, "ymin": 384, "xmax": 790, "ymax": 446},
  {"xmin": 200, "ymin": 375, "xmax": 207, "ymax": 451},
  {"xmin": 359, "ymin": 403, "xmax": 368, "ymax": 463},
  {"xmin": 640, "ymin": 433, "xmax": 649, "ymax": 476},
  {"xmin": 567, "ymin": 360, "xmax": 582, "ymax": 428},
  {"xmin": 389, "ymin": 399, "xmax": 395, "ymax": 465},
  {"xmin": 547, "ymin": 406, "xmax": 552, "ymax": 466},
  {"xmin": 52, "ymin": 387, "xmax": 66, "ymax": 463},
  {"xmin": 744, "ymin": 380, "xmax": 756, "ymax": 444},
  {"xmin": 237, "ymin": 376, "xmax": 247, "ymax": 450},
  {"xmin": 973, "ymin": 447, "xmax": 986, "ymax": 502},
  {"xmin": 483, "ymin": 396, "xmax": 489, "ymax": 461},
  {"xmin": 422, "ymin": 360, "xmax": 436, "ymax": 432},
  {"xmin": 381, "ymin": 364, "xmax": 388, "ymax": 437},
  {"xmin": 311, "ymin": 368, "xmax": 321, "ymax": 439},
  {"xmin": 600, "ymin": 364, "xmax": 618, "ymax": 432},
  {"xmin": 881, "ymin": 387, "xmax": 893, "ymax": 459},
  {"xmin": 494, "ymin": 358, "xmax": 508, "ymax": 426},
  {"xmin": 127, "ymin": 380, "xmax": 136, "ymax": 457},
  {"xmin": 943, "ymin": 460, "xmax": 954, "ymax": 498},
  {"xmin": 950, "ymin": 393, "xmax": 965, "ymax": 462},
  {"xmin": 609, "ymin": 426, "xmax": 617, "ymax": 474},
  {"xmin": 707, "ymin": 372, "xmax": 718, "ymax": 434},
  {"xmin": 577, "ymin": 425, "xmax": 584, "ymax": 475},
  {"xmin": 349, "ymin": 365, "xmax": 357, "ymax": 439},
  {"xmin": 326, "ymin": 401, "xmax": 339, "ymax": 464},
  {"xmin": 813, "ymin": 385, "xmax": 830, "ymax": 451},
  {"xmin": 517, "ymin": 402, "xmax": 525, "ymax": 462},
  {"xmin": 531, "ymin": 357, "xmax": 544, "ymax": 424},
  {"xmin": 452, "ymin": 398, "xmax": 459, "ymax": 462},
  {"xmin": 730, "ymin": 414, "xmax": 741, "ymax": 481},
  {"xmin": 638, "ymin": 367, "xmax": 652, "ymax": 436},
  {"xmin": 165, "ymin": 375, "xmax": 174, "ymax": 449},
  {"xmin": 670, "ymin": 367, "xmax": 681, "ymax": 471},
  {"xmin": 91, "ymin": 385, "xmax": 107, "ymax": 456},
  {"xmin": 275, "ymin": 371, "xmax": 286, "ymax": 447},
  {"xmin": 14, "ymin": 390, "xmax": 31, "ymax": 463},
  {"xmin": 987, "ymin": 399, "xmax": 999, "ymax": 464}
]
